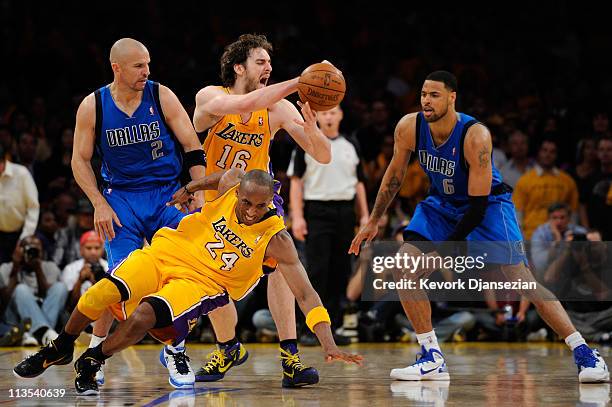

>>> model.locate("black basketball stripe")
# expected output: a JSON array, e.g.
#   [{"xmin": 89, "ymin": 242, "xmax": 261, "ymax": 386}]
[
  {"xmin": 302, "ymin": 69, "xmax": 344, "ymax": 77},
  {"xmin": 297, "ymin": 82, "xmax": 346, "ymax": 95}
]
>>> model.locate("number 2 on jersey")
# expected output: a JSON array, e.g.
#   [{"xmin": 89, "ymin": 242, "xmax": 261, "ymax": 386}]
[
  {"xmin": 215, "ymin": 145, "xmax": 251, "ymax": 170},
  {"xmin": 205, "ymin": 232, "xmax": 239, "ymax": 271},
  {"xmin": 151, "ymin": 140, "xmax": 164, "ymax": 160}
]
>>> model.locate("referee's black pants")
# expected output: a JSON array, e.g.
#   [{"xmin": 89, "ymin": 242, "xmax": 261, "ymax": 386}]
[
  {"xmin": 304, "ymin": 200, "xmax": 355, "ymax": 327},
  {"xmin": 0, "ymin": 230, "xmax": 21, "ymax": 264}
]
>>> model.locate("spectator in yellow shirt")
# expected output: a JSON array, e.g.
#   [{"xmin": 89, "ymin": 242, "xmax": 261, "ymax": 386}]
[{"xmin": 513, "ymin": 138, "xmax": 579, "ymax": 239}]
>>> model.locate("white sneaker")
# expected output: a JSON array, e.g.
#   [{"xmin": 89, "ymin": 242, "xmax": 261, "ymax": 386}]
[
  {"xmin": 390, "ymin": 380, "xmax": 450, "ymax": 404},
  {"xmin": 21, "ymin": 332, "xmax": 39, "ymax": 346},
  {"xmin": 169, "ymin": 389, "xmax": 196, "ymax": 407},
  {"xmin": 95, "ymin": 363, "xmax": 105, "ymax": 385},
  {"xmin": 41, "ymin": 329, "xmax": 58, "ymax": 346},
  {"xmin": 159, "ymin": 346, "xmax": 195, "ymax": 388},
  {"xmin": 574, "ymin": 345, "xmax": 610, "ymax": 383},
  {"xmin": 579, "ymin": 383, "xmax": 610, "ymax": 406},
  {"xmin": 390, "ymin": 346, "xmax": 450, "ymax": 381}
]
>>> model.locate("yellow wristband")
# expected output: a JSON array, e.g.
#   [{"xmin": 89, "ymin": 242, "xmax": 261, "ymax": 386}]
[{"xmin": 306, "ymin": 306, "xmax": 331, "ymax": 332}]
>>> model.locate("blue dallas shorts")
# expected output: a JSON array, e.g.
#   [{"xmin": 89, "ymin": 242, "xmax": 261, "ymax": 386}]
[
  {"xmin": 103, "ymin": 182, "xmax": 185, "ymax": 268},
  {"xmin": 404, "ymin": 192, "xmax": 527, "ymax": 265}
]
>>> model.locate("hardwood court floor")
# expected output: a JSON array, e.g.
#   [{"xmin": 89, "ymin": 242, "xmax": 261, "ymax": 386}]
[{"xmin": 0, "ymin": 342, "xmax": 610, "ymax": 406}]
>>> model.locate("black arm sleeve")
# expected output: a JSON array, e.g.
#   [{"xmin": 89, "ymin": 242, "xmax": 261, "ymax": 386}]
[
  {"xmin": 346, "ymin": 135, "xmax": 366, "ymax": 183},
  {"xmin": 291, "ymin": 147, "xmax": 307, "ymax": 178},
  {"xmin": 446, "ymin": 195, "xmax": 488, "ymax": 241}
]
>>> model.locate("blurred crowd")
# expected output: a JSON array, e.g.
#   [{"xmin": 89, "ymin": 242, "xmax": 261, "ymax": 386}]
[{"xmin": 1, "ymin": 2, "xmax": 611, "ymax": 347}]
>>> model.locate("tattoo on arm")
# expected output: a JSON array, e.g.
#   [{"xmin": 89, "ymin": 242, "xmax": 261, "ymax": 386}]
[
  {"xmin": 371, "ymin": 175, "xmax": 402, "ymax": 219},
  {"xmin": 478, "ymin": 147, "xmax": 490, "ymax": 168}
]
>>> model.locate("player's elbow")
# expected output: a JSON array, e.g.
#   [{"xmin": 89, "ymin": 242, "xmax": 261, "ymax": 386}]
[{"xmin": 70, "ymin": 155, "xmax": 84, "ymax": 172}]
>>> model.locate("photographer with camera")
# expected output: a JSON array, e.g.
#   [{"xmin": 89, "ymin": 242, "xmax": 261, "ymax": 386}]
[
  {"xmin": 531, "ymin": 202, "xmax": 588, "ymax": 276},
  {"xmin": 538, "ymin": 228, "xmax": 612, "ymax": 343},
  {"xmin": 0, "ymin": 235, "xmax": 67, "ymax": 346},
  {"xmin": 61, "ymin": 230, "xmax": 108, "ymax": 311}
]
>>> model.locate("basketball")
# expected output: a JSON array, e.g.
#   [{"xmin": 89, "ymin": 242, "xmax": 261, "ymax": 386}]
[{"xmin": 297, "ymin": 62, "xmax": 346, "ymax": 111}]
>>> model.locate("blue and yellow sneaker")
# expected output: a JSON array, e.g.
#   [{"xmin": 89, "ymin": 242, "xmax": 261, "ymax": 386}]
[
  {"xmin": 194, "ymin": 342, "xmax": 248, "ymax": 382},
  {"xmin": 280, "ymin": 348, "xmax": 319, "ymax": 388},
  {"xmin": 574, "ymin": 344, "xmax": 609, "ymax": 383}
]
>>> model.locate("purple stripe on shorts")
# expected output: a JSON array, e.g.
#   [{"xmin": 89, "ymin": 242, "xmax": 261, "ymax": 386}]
[
  {"xmin": 172, "ymin": 293, "xmax": 230, "ymax": 345},
  {"xmin": 273, "ymin": 179, "xmax": 284, "ymax": 217}
]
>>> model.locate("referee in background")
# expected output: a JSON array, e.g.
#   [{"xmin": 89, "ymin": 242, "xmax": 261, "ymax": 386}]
[{"xmin": 288, "ymin": 105, "xmax": 369, "ymax": 344}]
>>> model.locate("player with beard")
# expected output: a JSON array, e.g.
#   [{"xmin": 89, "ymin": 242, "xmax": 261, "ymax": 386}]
[
  {"xmin": 350, "ymin": 71, "xmax": 609, "ymax": 383},
  {"xmin": 191, "ymin": 34, "xmax": 333, "ymax": 387}
]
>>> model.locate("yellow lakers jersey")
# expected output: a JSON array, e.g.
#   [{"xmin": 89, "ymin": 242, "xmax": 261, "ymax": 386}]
[
  {"xmin": 203, "ymin": 87, "xmax": 273, "ymax": 201},
  {"xmin": 151, "ymin": 184, "xmax": 285, "ymax": 300}
]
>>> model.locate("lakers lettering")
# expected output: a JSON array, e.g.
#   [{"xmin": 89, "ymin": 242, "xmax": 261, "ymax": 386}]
[
  {"xmin": 419, "ymin": 150, "xmax": 456, "ymax": 177},
  {"xmin": 214, "ymin": 123, "xmax": 263, "ymax": 147},
  {"xmin": 211, "ymin": 217, "xmax": 254, "ymax": 257},
  {"xmin": 106, "ymin": 121, "xmax": 160, "ymax": 147}
]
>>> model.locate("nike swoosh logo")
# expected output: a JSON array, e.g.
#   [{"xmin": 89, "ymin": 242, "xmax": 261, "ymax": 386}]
[
  {"xmin": 42, "ymin": 357, "xmax": 65, "ymax": 368},
  {"xmin": 217, "ymin": 363, "xmax": 232, "ymax": 373},
  {"xmin": 283, "ymin": 371, "xmax": 294, "ymax": 378},
  {"xmin": 420, "ymin": 365, "xmax": 442, "ymax": 375}
]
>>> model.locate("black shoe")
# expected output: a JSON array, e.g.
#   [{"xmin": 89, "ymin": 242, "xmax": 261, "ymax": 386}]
[
  {"xmin": 74, "ymin": 352, "xmax": 103, "ymax": 396},
  {"xmin": 280, "ymin": 348, "xmax": 319, "ymax": 388},
  {"xmin": 13, "ymin": 339, "xmax": 73, "ymax": 378},
  {"xmin": 195, "ymin": 343, "xmax": 249, "ymax": 382}
]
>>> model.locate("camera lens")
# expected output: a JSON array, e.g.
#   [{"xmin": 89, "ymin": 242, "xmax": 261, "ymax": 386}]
[{"xmin": 23, "ymin": 245, "xmax": 40, "ymax": 261}]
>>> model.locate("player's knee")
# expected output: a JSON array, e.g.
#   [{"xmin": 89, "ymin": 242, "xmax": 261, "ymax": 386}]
[{"xmin": 77, "ymin": 278, "xmax": 122, "ymax": 320}]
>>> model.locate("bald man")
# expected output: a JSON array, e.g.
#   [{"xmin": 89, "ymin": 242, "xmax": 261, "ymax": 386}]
[{"xmin": 70, "ymin": 38, "xmax": 205, "ymax": 388}]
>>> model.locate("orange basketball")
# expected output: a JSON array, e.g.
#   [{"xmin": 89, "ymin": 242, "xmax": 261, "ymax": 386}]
[{"xmin": 297, "ymin": 63, "xmax": 346, "ymax": 111}]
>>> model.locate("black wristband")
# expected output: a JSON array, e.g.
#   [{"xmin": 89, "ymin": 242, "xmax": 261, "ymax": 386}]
[{"xmin": 184, "ymin": 149, "xmax": 206, "ymax": 169}]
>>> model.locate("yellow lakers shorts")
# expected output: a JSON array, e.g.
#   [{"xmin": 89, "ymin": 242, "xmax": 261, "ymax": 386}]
[{"xmin": 106, "ymin": 247, "xmax": 229, "ymax": 346}]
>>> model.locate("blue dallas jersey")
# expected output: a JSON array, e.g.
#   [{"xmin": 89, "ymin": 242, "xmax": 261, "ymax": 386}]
[
  {"xmin": 94, "ymin": 80, "xmax": 182, "ymax": 190},
  {"xmin": 415, "ymin": 111, "xmax": 503, "ymax": 203}
]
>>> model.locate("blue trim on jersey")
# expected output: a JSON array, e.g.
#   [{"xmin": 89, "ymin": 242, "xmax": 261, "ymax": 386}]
[{"xmin": 95, "ymin": 80, "xmax": 182, "ymax": 191}]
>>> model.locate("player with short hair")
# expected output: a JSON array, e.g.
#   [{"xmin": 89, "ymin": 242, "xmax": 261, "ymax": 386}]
[
  {"xmin": 192, "ymin": 33, "xmax": 333, "ymax": 387},
  {"xmin": 69, "ymin": 38, "xmax": 206, "ymax": 388},
  {"xmin": 13, "ymin": 169, "xmax": 362, "ymax": 396},
  {"xmin": 350, "ymin": 70, "xmax": 609, "ymax": 383}
]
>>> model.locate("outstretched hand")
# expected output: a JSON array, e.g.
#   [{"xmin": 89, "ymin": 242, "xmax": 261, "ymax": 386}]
[
  {"xmin": 348, "ymin": 221, "xmax": 379, "ymax": 255},
  {"xmin": 324, "ymin": 347, "xmax": 364, "ymax": 366}
]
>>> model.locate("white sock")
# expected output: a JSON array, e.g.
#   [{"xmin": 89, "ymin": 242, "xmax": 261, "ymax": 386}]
[
  {"xmin": 89, "ymin": 334, "xmax": 106, "ymax": 348},
  {"xmin": 166, "ymin": 340, "xmax": 186, "ymax": 352},
  {"xmin": 565, "ymin": 331, "xmax": 587, "ymax": 351},
  {"xmin": 416, "ymin": 330, "xmax": 440, "ymax": 352}
]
